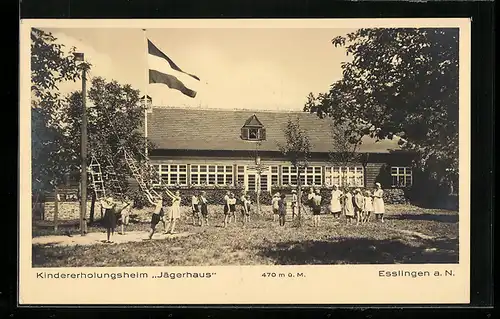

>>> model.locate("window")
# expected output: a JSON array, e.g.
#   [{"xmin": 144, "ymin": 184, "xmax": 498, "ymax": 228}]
[
  {"xmin": 325, "ymin": 166, "xmax": 364, "ymax": 187},
  {"xmin": 157, "ymin": 164, "xmax": 188, "ymax": 186},
  {"xmin": 281, "ymin": 166, "xmax": 321, "ymax": 186},
  {"xmin": 281, "ymin": 166, "xmax": 297, "ymax": 186},
  {"xmin": 241, "ymin": 127, "xmax": 266, "ymax": 141},
  {"xmin": 270, "ymin": 166, "xmax": 279, "ymax": 186},
  {"xmin": 259, "ymin": 173, "xmax": 268, "ymax": 192},
  {"xmin": 249, "ymin": 128, "xmax": 259, "ymax": 139},
  {"xmin": 391, "ymin": 166, "xmax": 412, "ymax": 187},
  {"xmin": 190, "ymin": 165, "xmax": 234, "ymax": 186},
  {"xmin": 248, "ymin": 175, "xmax": 256, "ymax": 191},
  {"xmin": 236, "ymin": 165, "xmax": 246, "ymax": 187},
  {"xmin": 241, "ymin": 114, "xmax": 266, "ymax": 141}
]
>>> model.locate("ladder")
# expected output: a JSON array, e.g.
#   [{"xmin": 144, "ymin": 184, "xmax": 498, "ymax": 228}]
[
  {"xmin": 122, "ymin": 148, "xmax": 160, "ymax": 201},
  {"xmin": 104, "ymin": 155, "xmax": 124, "ymax": 198},
  {"xmin": 88, "ymin": 155, "xmax": 106, "ymax": 200}
]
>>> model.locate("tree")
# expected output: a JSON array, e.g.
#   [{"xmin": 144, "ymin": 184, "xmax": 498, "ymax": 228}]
[
  {"xmin": 277, "ymin": 117, "xmax": 311, "ymax": 226},
  {"xmin": 62, "ymin": 77, "xmax": 154, "ymax": 222},
  {"xmin": 31, "ymin": 28, "xmax": 82, "ymax": 194},
  {"xmin": 328, "ymin": 122, "xmax": 364, "ymax": 186},
  {"xmin": 304, "ymin": 28, "xmax": 459, "ymax": 192}
]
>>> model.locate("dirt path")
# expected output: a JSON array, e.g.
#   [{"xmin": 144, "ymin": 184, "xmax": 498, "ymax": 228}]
[{"xmin": 32, "ymin": 231, "xmax": 195, "ymax": 247}]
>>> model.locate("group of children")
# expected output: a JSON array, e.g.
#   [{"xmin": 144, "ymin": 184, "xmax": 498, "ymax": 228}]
[
  {"xmin": 98, "ymin": 182, "xmax": 386, "ymax": 242},
  {"xmin": 220, "ymin": 191, "xmax": 252, "ymax": 227},
  {"xmin": 268, "ymin": 182, "xmax": 386, "ymax": 227},
  {"xmin": 316, "ymin": 182, "xmax": 386, "ymax": 225},
  {"xmin": 271, "ymin": 192, "xmax": 289, "ymax": 226},
  {"xmin": 141, "ymin": 189, "xmax": 254, "ymax": 240}
]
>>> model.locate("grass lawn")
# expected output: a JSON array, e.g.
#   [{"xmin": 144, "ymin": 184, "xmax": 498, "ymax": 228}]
[{"xmin": 32, "ymin": 204, "xmax": 459, "ymax": 267}]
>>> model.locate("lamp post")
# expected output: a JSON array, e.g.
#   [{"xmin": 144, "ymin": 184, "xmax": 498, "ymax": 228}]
[
  {"xmin": 255, "ymin": 155, "xmax": 262, "ymax": 215},
  {"xmin": 75, "ymin": 52, "xmax": 89, "ymax": 236}
]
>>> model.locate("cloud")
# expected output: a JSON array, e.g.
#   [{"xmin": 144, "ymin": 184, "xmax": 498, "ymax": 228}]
[{"xmin": 47, "ymin": 30, "xmax": 115, "ymax": 96}]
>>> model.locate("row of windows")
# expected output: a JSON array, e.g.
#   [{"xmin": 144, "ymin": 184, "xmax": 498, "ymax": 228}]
[{"xmin": 151, "ymin": 164, "xmax": 413, "ymax": 188}]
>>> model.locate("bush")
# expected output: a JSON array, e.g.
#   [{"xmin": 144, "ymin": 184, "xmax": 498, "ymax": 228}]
[
  {"xmin": 155, "ymin": 186, "xmax": 244, "ymax": 206},
  {"xmin": 246, "ymin": 191, "xmax": 273, "ymax": 205},
  {"xmin": 130, "ymin": 189, "xmax": 151, "ymax": 209},
  {"xmin": 382, "ymin": 188, "xmax": 409, "ymax": 204}
]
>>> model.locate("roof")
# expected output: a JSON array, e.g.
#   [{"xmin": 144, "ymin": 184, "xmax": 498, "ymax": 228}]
[
  {"xmin": 146, "ymin": 107, "xmax": 403, "ymax": 154},
  {"xmin": 243, "ymin": 114, "xmax": 264, "ymax": 127}
]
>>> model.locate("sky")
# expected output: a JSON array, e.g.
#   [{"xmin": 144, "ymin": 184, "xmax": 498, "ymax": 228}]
[{"xmin": 41, "ymin": 27, "xmax": 355, "ymax": 111}]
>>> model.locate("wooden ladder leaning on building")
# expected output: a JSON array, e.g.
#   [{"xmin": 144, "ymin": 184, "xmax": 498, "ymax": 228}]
[
  {"xmin": 88, "ymin": 155, "xmax": 106, "ymax": 200},
  {"xmin": 122, "ymin": 147, "xmax": 161, "ymax": 202},
  {"xmin": 96, "ymin": 105, "xmax": 161, "ymax": 203},
  {"xmin": 103, "ymin": 153, "xmax": 125, "ymax": 199}
]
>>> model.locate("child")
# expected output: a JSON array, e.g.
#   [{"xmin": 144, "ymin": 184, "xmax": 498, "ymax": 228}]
[
  {"xmin": 245, "ymin": 196, "xmax": 252, "ymax": 223},
  {"xmin": 199, "ymin": 191, "xmax": 209, "ymax": 226},
  {"xmin": 291, "ymin": 189, "xmax": 298, "ymax": 219},
  {"xmin": 353, "ymin": 188, "xmax": 365, "ymax": 225},
  {"xmin": 307, "ymin": 187, "xmax": 315, "ymax": 214},
  {"xmin": 278, "ymin": 193, "xmax": 287, "ymax": 226},
  {"xmin": 271, "ymin": 193, "xmax": 280, "ymax": 222},
  {"xmin": 117, "ymin": 196, "xmax": 133, "ymax": 235},
  {"xmin": 100, "ymin": 196, "xmax": 117, "ymax": 243},
  {"xmin": 223, "ymin": 191, "xmax": 230, "ymax": 218},
  {"xmin": 343, "ymin": 188, "xmax": 355, "ymax": 224},
  {"xmin": 164, "ymin": 189, "xmax": 181, "ymax": 234},
  {"xmin": 240, "ymin": 192, "xmax": 250, "ymax": 227},
  {"xmin": 312, "ymin": 189, "xmax": 322, "ymax": 227},
  {"xmin": 330, "ymin": 184, "xmax": 342, "ymax": 219},
  {"xmin": 229, "ymin": 192, "xmax": 237, "ymax": 223},
  {"xmin": 363, "ymin": 190, "xmax": 374, "ymax": 223},
  {"xmin": 191, "ymin": 193, "xmax": 200, "ymax": 226},
  {"xmin": 372, "ymin": 182, "xmax": 385, "ymax": 222},
  {"xmin": 146, "ymin": 194, "xmax": 164, "ymax": 240},
  {"xmin": 222, "ymin": 191, "xmax": 231, "ymax": 228},
  {"xmin": 226, "ymin": 192, "xmax": 237, "ymax": 226}
]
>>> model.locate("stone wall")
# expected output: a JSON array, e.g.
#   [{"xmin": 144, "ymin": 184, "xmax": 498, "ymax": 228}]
[{"xmin": 43, "ymin": 202, "xmax": 93, "ymax": 221}]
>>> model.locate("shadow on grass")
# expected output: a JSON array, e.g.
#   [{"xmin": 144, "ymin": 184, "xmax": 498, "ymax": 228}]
[
  {"xmin": 390, "ymin": 213, "xmax": 458, "ymax": 223},
  {"xmin": 258, "ymin": 237, "xmax": 458, "ymax": 265}
]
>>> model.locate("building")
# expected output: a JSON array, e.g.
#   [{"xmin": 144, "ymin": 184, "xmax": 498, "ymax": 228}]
[{"xmin": 146, "ymin": 107, "xmax": 415, "ymax": 192}]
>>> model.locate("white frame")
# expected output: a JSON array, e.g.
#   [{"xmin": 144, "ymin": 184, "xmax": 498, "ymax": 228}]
[
  {"xmin": 190, "ymin": 164, "xmax": 234, "ymax": 186},
  {"xmin": 391, "ymin": 166, "xmax": 413, "ymax": 187},
  {"xmin": 156, "ymin": 164, "xmax": 188, "ymax": 186},
  {"xmin": 281, "ymin": 165, "xmax": 322, "ymax": 186},
  {"xmin": 325, "ymin": 166, "xmax": 364, "ymax": 187}
]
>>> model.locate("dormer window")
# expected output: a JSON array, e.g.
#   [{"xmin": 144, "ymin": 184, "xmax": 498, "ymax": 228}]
[{"xmin": 241, "ymin": 114, "xmax": 266, "ymax": 141}]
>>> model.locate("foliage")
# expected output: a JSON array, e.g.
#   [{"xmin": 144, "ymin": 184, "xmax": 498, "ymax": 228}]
[
  {"xmin": 304, "ymin": 28, "xmax": 459, "ymax": 190},
  {"xmin": 277, "ymin": 117, "xmax": 313, "ymax": 224},
  {"xmin": 158, "ymin": 186, "xmax": 244, "ymax": 206},
  {"xmin": 31, "ymin": 28, "xmax": 81, "ymax": 105},
  {"xmin": 62, "ymin": 77, "xmax": 152, "ymax": 197},
  {"xmin": 246, "ymin": 191, "xmax": 273, "ymax": 207},
  {"xmin": 277, "ymin": 117, "xmax": 312, "ymax": 168},
  {"xmin": 31, "ymin": 28, "xmax": 82, "ymax": 193},
  {"xmin": 328, "ymin": 122, "xmax": 363, "ymax": 165},
  {"xmin": 129, "ymin": 189, "xmax": 151, "ymax": 209}
]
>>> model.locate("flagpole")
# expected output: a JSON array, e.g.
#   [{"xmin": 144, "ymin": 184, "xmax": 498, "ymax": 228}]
[{"xmin": 143, "ymin": 28, "xmax": 149, "ymax": 160}]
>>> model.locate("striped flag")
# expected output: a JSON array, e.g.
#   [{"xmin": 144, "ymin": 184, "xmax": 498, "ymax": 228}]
[{"xmin": 147, "ymin": 39, "xmax": 200, "ymax": 98}]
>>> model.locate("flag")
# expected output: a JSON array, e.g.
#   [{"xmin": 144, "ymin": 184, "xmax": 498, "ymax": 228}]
[{"xmin": 147, "ymin": 39, "xmax": 200, "ymax": 98}]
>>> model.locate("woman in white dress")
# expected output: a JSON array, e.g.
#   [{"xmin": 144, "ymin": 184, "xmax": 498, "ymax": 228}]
[
  {"xmin": 164, "ymin": 189, "xmax": 181, "ymax": 234},
  {"xmin": 330, "ymin": 184, "xmax": 343, "ymax": 219},
  {"xmin": 372, "ymin": 182, "xmax": 386, "ymax": 222},
  {"xmin": 343, "ymin": 187, "xmax": 355, "ymax": 224}
]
